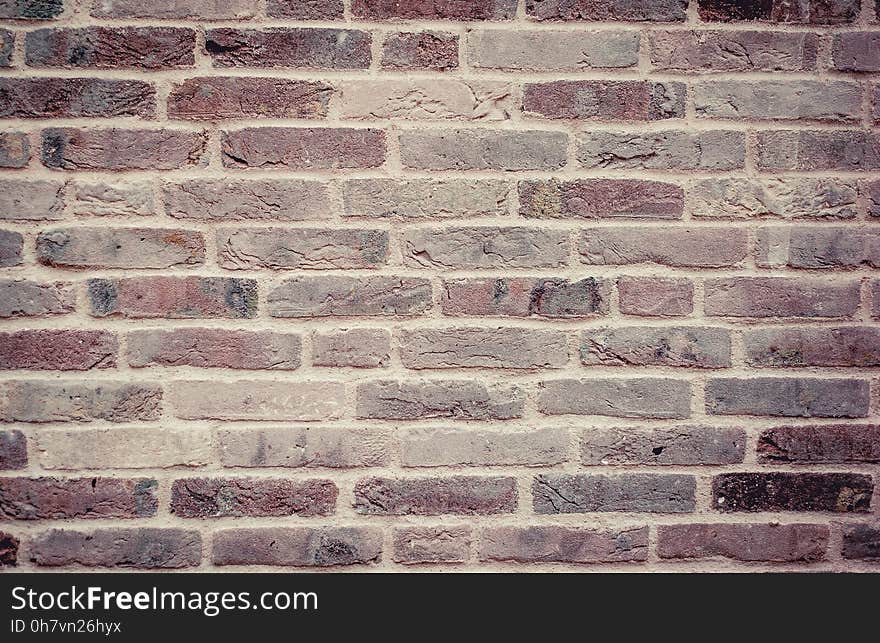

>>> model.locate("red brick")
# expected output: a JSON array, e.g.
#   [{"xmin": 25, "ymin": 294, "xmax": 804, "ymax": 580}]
[
  {"xmin": 534, "ymin": 473, "xmax": 696, "ymax": 513},
  {"xmin": 222, "ymin": 128, "xmax": 385, "ymax": 170},
  {"xmin": 267, "ymin": 0, "xmax": 343, "ymax": 19},
  {"xmin": 0, "ymin": 330, "xmax": 117, "ymax": 371},
  {"xmin": 704, "ymin": 277, "xmax": 860, "ymax": 318},
  {"xmin": 0, "ymin": 477, "xmax": 156, "ymax": 520},
  {"xmin": 0, "ymin": 380, "xmax": 162, "ymax": 423},
  {"xmin": 353, "ymin": 0, "xmax": 517, "ymax": 20},
  {"xmin": 205, "ymin": 28, "xmax": 371, "ymax": 69},
  {"xmin": 479, "ymin": 526, "xmax": 648, "ymax": 564},
  {"xmin": 394, "ymin": 526, "xmax": 471, "ymax": 564},
  {"xmin": 713, "ymin": 472, "xmax": 873, "ymax": 512},
  {"xmin": 0, "ymin": 430, "xmax": 27, "ymax": 470},
  {"xmin": 354, "ymin": 476, "xmax": 517, "ymax": 515},
  {"xmin": 0, "ymin": 230, "xmax": 21, "ymax": 267},
  {"xmin": 171, "ymin": 478, "xmax": 336, "ymax": 518},
  {"xmin": 382, "ymin": 32, "xmax": 458, "ymax": 71},
  {"xmin": 618, "ymin": 277, "xmax": 693, "ymax": 317},
  {"xmin": 213, "ymin": 527, "xmax": 381, "ymax": 567},
  {"xmin": 0, "ymin": 79, "xmax": 154, "ymax": 118},
  {"xmin": 579, "ymin": 227, "xmax": 747, "ymax": 267},
  {"xmin": 658, "ymin": 524, "xmax": 829, "ymax": 562},
  {"xmin": 0, "ymin": 280, "xmax": 74, "ymax": 318},
  {"xmin": 0, "ymin": 132, "xmax": 30, "ymax": 168},
  {"xmin": 37, "ymin": 227, "xmax": 205, "ymax": 269},
  {"xmin": 0, "ymin": 532, "xmax": 18, "ymax": 567},
  {"xmin": 89, "ymin": 277, "xmax": 257, "ymax": 319},
  {"xmin": 758, "ymin": 425, "xmax": 880, "ymax": 464},
  {"xmin": 523, "ymin": 81, "xmax": 684, "ymax": 120},
  {"xmin": 650, "ymin": 30, "xmax": 818, "ymax": 72},
  {"xmin": 128, "ymin": 329, "xmax": 300, "ymax": 370},
  {"xmin": 698, "ymin": 0, "xmax": 859, "ymax": 23},
  {"xmin": 26, "ymin": 27, "xmax": 195, "ymax": 69},
  {"xmin": 744, "ymin": 327, "xmax": 880, "ymax": 367},
  {"xmin": 526, "ymin": 0, "xmax": 687, "ymax": 21},
  {"xmin": 706, "ymin": 378, "xmax": 870, "ymax": 418},
  {"xmin": 441, "ymin": 277, "xmax": 610, "ymax": 318},
  {"xmin": 30, "ymin": 528, "xmax": 201, "ymax": 568},
  {"xmin": 168, "ymin": 78, "xmax": 332, "ymax": 120},
  {"xmin": 519, "ymin": 179, "xmax": 683, "ymax": 219},
  {"xmin": 92, "ymin": 0, "xmax": 258, "ymax": 19}
]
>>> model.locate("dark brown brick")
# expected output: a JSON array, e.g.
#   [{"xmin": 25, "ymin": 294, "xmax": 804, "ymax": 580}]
[
  {"xmin": 523, "ymin": 81, "xmax": 685, "ymax": 120},
  {"xmin": 698, "ymin": 0, "xmax": 859, "ymax": 24},
  {"xmin": 205, "ymin": 28, "xmax": 371, "ymax": 69},
  {"xmin": 267, "ymin": 0, "xmax": 344, "ymax": 18},
  {"xmin": 0, "ymin": 79, "xmax": 154, "ymax": 118},
  {"xmin": 30, "ymin": 528, "xmax": 201, "ymax": 568},
  {"xmin": 0, "ymin": 0, "xmax": 64, "ymax": 20},
  {"xmin": 171, "ymin": 478, "xmax": 336, "ymax": 518},
  {"xmin": 0, "ymin": 430, "xmax": 27, "ymax": 470},
  {"xmin": 353, "ymin": 0, "xmax": 517, "ymax": 20},
  {"xmin": 713, "ymin": 472, "xmax": 873, "ymax": 512},
  {"xmin": 758, "ymin": 425, "xmax": 880, "ymax": 464},
  {"xmin": 213, "ymin": 527, "xmax": 381, "ymax": 567},
  {"xmin": 0, "ymin": 478, "xmax": 157, "ymax": 520},
  {"xmin": 26, "ymin": 27, "xmax": 195, "ymax": 69},
  {"xmin": 842, "ymin": 524, "xmax": 880, "ymax": 560},
  {"xmin": 0, "ymin": 531, "xmax": 18, "ymax": 567},
  {"xmin": 526, "ymin": 0, "xmax": 687, "ymax": 22}
]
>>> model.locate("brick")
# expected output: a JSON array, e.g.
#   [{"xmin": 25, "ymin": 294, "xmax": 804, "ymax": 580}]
[
  {"xmin": 0, "ymin": 78, "xmax": 154, "ymax": 118},
  {"xmin": 0, "ymin": 30, "xmax": 11, "ymax": 66},
  {"xmin": 704, "ymin": 277, "xmax": 860, "ymax": 318},
  {"xmin": 169, "ymin": 381, "xmax": 344, "ymax": 421},
  {"xmin": 92, "ymin": 0, "xmax": 258, "ymax": 19},
  {"xmin": 520, "ymin": 179, "xmax": 684, "ymax": 219},
  {"xmin": 874, "ymin": 280, "xmax": 880, "ymax": 318},
  {"xmin": 579, "ymin": 228, "xmax": 747, "ymax": 268},
  {"xmin": 37, "ymin": 427, "xmax": 210, "ymax": 469},
  {"xmin": 744, "ymin": 328, "xmax": 880, "ymax": 368},
  {"xmin": 756, "ymin": 131, "xmax": 880, "ymax": 172},
  {"xmin": 400, "ymin": 427, "xmax": 568, "ymax": 467},
  {"xmin": 169, "ymin": 78, "xmax": 331, "ymax": 121},
  {"xmin": 756, "ymin": 227, "xmax": 880, "ymax": 269},
  {"xmin": 165, "ymin": 179, "xmax": 331, "ymax": 221},
  {"xmin": 479, "ymin": 526, "xmax": 649, "ymax": 564},
  {"xmin": 757, "ymin": 425, "xmax": 880, "ymax": 464},
  {"xmin": 213, "ymin": 527, "xmax": 381, "ymax": 567},
  {"xmin": 842, "ymin": 524, "xmax": 880, "ymax": 560},
  {"xmin": 577, "ymin": 130, "xmax": 745, "ymax": 171},
  {"xmin": 26, "ymin": 27, "xmax": 194, "ymax": 69},
  {"xmin": 526, "ymin": 0, "xmax": 687, "ymax": 21},
  {"xmin": 0, "ymin": 532, "xmax": 18, "ymax": 567},
  {"xmin": 205, "ymin": 28, "xmax": 371, "ymax": 69},
  {"xmin": 71, "ymin": 181, "xmax": 155, "ymax": 217},
  {"xmin": 354, "ymin": 476, "xmax": 517, "ymax": 515},
  {"xmin": 218, "ymin": 228, "xmax": 388, "ymax": 270},
  {"xmin": 469, "ymin": 29, "xmax": 639, "ymax": 70},
  {"xmin": 0, "ymin": 132, "xmax": 30, "ymax": 168},
  {"xmin": 534, "ymin": 473, "xmax": 696, "ymax": 513},
  {"xmin": 0, "ymin": 430, "xmax": 27, "ymax": 469},
  {"xmin": 866, "ymin": 179, "xmax": 880, "ymax": 216},
  {"xmin": 832, "ymin": 32, "xmax": 880, "ymax": 71},
  {"xmin": 706, "ymin": 378, "xmax": 870, "ymax": 418},
  {"xmin": 382, "ymin": 31, "xmax": 458, "ymax": 71},
  {"xmin": 37, "ymin": 227, "xmax": 204, "ymax": 269},
  {"xmin": 0, "ymin": 381, "xmax": 161, "ymax": 423},
  {"xmin": 649, "ymin": 30, "xmax": 818, "ymax": 72},
  {"xmin": 523, "ymin": 81, "xmax": 684, "ymax": 121},
  {"xmin": 536, "ymin": 379, "xmax": 691, "ymax": 419},
  {"xmin": 400, "ymin": 129, "xmax": 566, "ymax": 171},
  {"xmin": 42, "ymin": 128, "xmax": 208, "ymax": 171},
  {"xmin": 343, "ymin": 179, "xmax": 508, "ymax": 220},
  {"xmin": 618, "ymin": 277, "xmax": 693, "ymax": 317},
  {"xmin": 352, "ymin": 0, "xmax": 517, "ymax": 20},
  {"xmin": 0, "ymin": 179, "xmax": 64, "ymax": 221},
  {"xmin": 697, "ymin": 0, "xmax": 859, "ymax": 23},
  {"xmin": 267, "ymin": 0, "xmax": 343, "ymax": 19},
  {"xmin": 0, "ymin": 280, "xmax": 74, "ymax": 318},
  {"xmin": 689, "ymin": 178, "xmax": 859, "ymax": 219},
  {"xmin": 581, "ymin": 427, "xmax": 746, "ymax": 466},
  {"xmin": 312, "ymin": 329, "xmax": 390, "ymax": 368},
  {"xmin": 268, "ymin": 276, "xmax": 432, "ymax": 318},
  {"xmin": 441, "ymin": 277, "xmax": 611, "ymax": 318},
  {"xmin": 127, "ymin": 329, "xmax": 301, "ymax": 370},
  {"xmin": 694, "ymin": 81, "xmax": 861, "ymax": 123},
  {"xmin": 222, "ymin": 128, "xmax": 385, "ymax": 170},
  {"xmin": 581, "ymin": 327, "xmax": 731, "ymax": 368},
  {"xmin": 0, "ymin": 330, "xmax": 116, "ymax": 371},
  {"xmin": 356, "ymin": 379, "xmax": 524, "ymax": 420},
  {"xmin": 0, "ymin": 230, "xmax": 21, "ymax": 267},
  {"xmin": 171, "ymin": 478, "xmax": 336, "ymax": 518},
  {"xmin": 219, "ymin": 426, "xmax": 389, "ymax": 468},
  {"xmin": 714, "ymin": 472, "xmax": 873, "ymax": 512},
  {"xmin": 404, "ymin": 226, "xmax": 568, "ymax": 269},
  {"xmin": 394, "ymin": 526, "xmax": 471, "ymax": 564},
  {"xmin": 658, "ymin": 524, "xmax": 829, "ymax": 562},
  {"xmin": 0, "ymin": 477, "xmax": 156, "ymax": 520},
  {"xmin": 0, "ymin": 0, "xmax": 63, "ymax": 20},
  {"xmin": 30, "ymin": 528, "xmax": 201, "ymax": 568}
]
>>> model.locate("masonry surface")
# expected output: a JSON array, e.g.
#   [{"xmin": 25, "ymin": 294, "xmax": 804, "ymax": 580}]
[{"xmin": 0, "ymin": 0, "xmax": 879, "ymax": 572}]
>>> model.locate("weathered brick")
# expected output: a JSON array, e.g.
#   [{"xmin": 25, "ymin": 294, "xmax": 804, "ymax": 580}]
[
  {"xmin": 579, "ymin": 227, "xmax": 747, "ymax": 267},
  {"xmin": 165, "ymin": 179, "xmax": 330, "ymax": 221},
  {"xmin": 581, "ymin": 327, "xmax": 731, "ymax": 368},
  {"xmin": 127, "ymin": 329, "xmax": 301, "ymax": 370},
  {"xmin": 0, "ymin": 230, "xmax": 21, "ymax": 267},
  {"xmin": 357, "ymin": 379, "xmax": 524, "ymax": 420},
  {"xmin": 0, "ymin": 330, "xmax": 116, "ymax": 371},
  {"xmin": 536, "ymin": 379, "xmax": 691, "ymax": 418},
  {"xmin": 0, "ymin": 179, "xmax": 64, "ymax": 221},
  {"xmin": 757, "ymin": 425, "xmax": 880, "ymax": 464},
  {"xmin": 403, "ymin": 227, "xmax": 568, "ymax": 269},
  {"xmin": 0, "ymin": 0, "xmax": 63, "ymax": 20},
  {"xmin": 744, "ymin": 328, "xmax": 880, "ymax": 368},
  {"xmin": 382, "ymin": 31, "xmax": 458, "ymax": 70},
  {"xmin": 343, "ymin": 179, "xmax": 508, "ymax": 220},
  {"xmin": 0, "ymin": 280, "xmax": 74, "ymax": 318},
  {"xmin": 689, "ymin": 178, "xmax": 859, "ymax": 219},
  {"xmin": 222, "ymin": 128, "xmax": 385, "ymax": 170},
  {"xmin": 171, "ymin": 478, "xmax": 336, "ymax": 518},
  {"xmin": 0, "ymin": 30, "xmax": 12, "ymax": 67},
  {"xmin": 0, "ymin": 132, "xmax": 30, "ymax": 168},
  {"xmin": 713, "ymin": 472, "xmax": 873, "ymax": 512},
  {"xmin": 30, "ymin": 528, "xmax": 201, "ymax": 568},
  {"xmin": 618, "ymin": 277, "xmax": 693, "ymax": 317},
  {"xmin": 534, "ymin": 473, "xmax": 696, "ymax": 513},
  {"xmin": 441, "ymin": 277, "xmax": 611, "ymax": 318},
  {"xmin": 0, "ymin": 430, "xmax": 27, "ymax": 469},
  {"xmin": 479, "ymin": 526, "xmax": 649, "ymax": 564},
  {"xmin": 169, "ymin": 381, "xmax": 344, "ymax": 421},
  {"xmin": 400, "ymin": 129, "xmax": 567, "ymax": 171},
  {"xmin": 268, "ymin": 276, "xmax": 432, "ymax": 318},
  {"xmin": 0, "ymin": 532, "xmax": 18, "ymax": 567},
  {"xmin": 706, "ymin": 378, "xmax": 870, "ymax": 418},
  {"xmin": 37, "ymin": 227, "xmax": 204, "ymax": 269},
  {"xmin": 26, "ymin": 27, "xmax": 195, "ymax": 69},
  {"xmin": 756, "ymin": 227, "xmax": 880, "ymax": 269},
  {"xmin": 353, "ymin": 0, "xmax": 517, "ymax": 20},
  {"xmin": 832, "ymin": 32, "xmax": 880, "ymax": 71},
  {"xmin": 1, "ymin": 381, "xmax": 161, "ymax": 423},
  {"xmin": 756, "ymin": 131, "xmax": 880, "ymax": 171},
  {"xmin": 865, "ymin": 179, "xmax": 880, "ymax": 216},
  {"xmin": 520, "ymin": 179, "xmax": 684, "ymax": 219},
  {"xmin": 658, "ymin": 524, "xmax": 829, "ymax": 562},
  {"xmin": 650, "ymin": 30, "xmax": 818, "ymax": 71},
  {"xmin": 169, "ymin": 78, "xmax": 331, "ymax": 121},
  {"xmin": 354, "ymin": 476, "xmax": 517, "ymax": 515},
  {"xmin": 267, "ymin": 0, "xmax": 343, "ymax": 19},
  {"xmin": 0, "ymin": 78, "xmax": 154, "ymax": 118},
  {"xmin": 205, "ymin": 28, "xmax": 371, "ymax": 69},
  {"xmin": 577, "ymin": 130, "xmax": 745, "ymax": 171},
  {"xmin": 526, "ymin": 0, "xmax": 687, "ymax": 22},
  {"xmin": 394, "ymin": 526, "xmax": 471, "ymax": 564},
  {"xmin": 400, "ymin": 427, "xmax": 568, "ymax": 467},
  {"xmin": 704, "ymin": 277, "xmax": 860, "ymax": 318},
  {"xmin": 0, "ymin": 477, "xmax": 156, "ymax": 520},
  {"xmin": 218, "ymin": 228, "xmax": 388, "ymax": 270},
  {"xmin": 312, "ymin": 329, "xmax": 390, "ymax": 368},
  {"xmin": 581, "ymin": 427, "xmax": 746, "ymax": 465},
  {"xmin": 219, "ymin": 426, "xmax": 389, "ymax": 468},
  {"xmin": 469, "ymin": 29, "xmax": 639, "ymax": 70},
  {"xmin": 89, "ymin": 277, "xmax": 257, "ymax": 319},
  {"xmin": 71, "ymin": 181, "xmax": 154, "ymax": 217},
  {"xmin": 842, "ymin": 524, "xmax": 880, "ymax": 560},
  {"xmin": 695, "ymin": 81, "xmax": 861, "ymax": 123},
  {"xmin": 874, "ymin": 280, "xmax": 880, "ymax": 318},
  {"xmin": 213, "ymin": 527, "xmax": 382, "ymax": 567},
  {"xmin": 523, "ymin": 81, "xmax": 684, "ymax": 120},
  {"xmin": 697, "ymin": 0, "xmax": 859, "ymax": 23},
  {"xmin": 42, "ymin": 128, "xmax": 208, "ymax": 171},
  {"xmin": 92, "ymin": 0, "xmax": 258, "ymax": 19}
]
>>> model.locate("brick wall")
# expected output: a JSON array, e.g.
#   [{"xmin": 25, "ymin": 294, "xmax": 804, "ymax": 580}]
[{"xmin": 0, "ymin": 0, "xmax": 878, "ymax": 572}]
